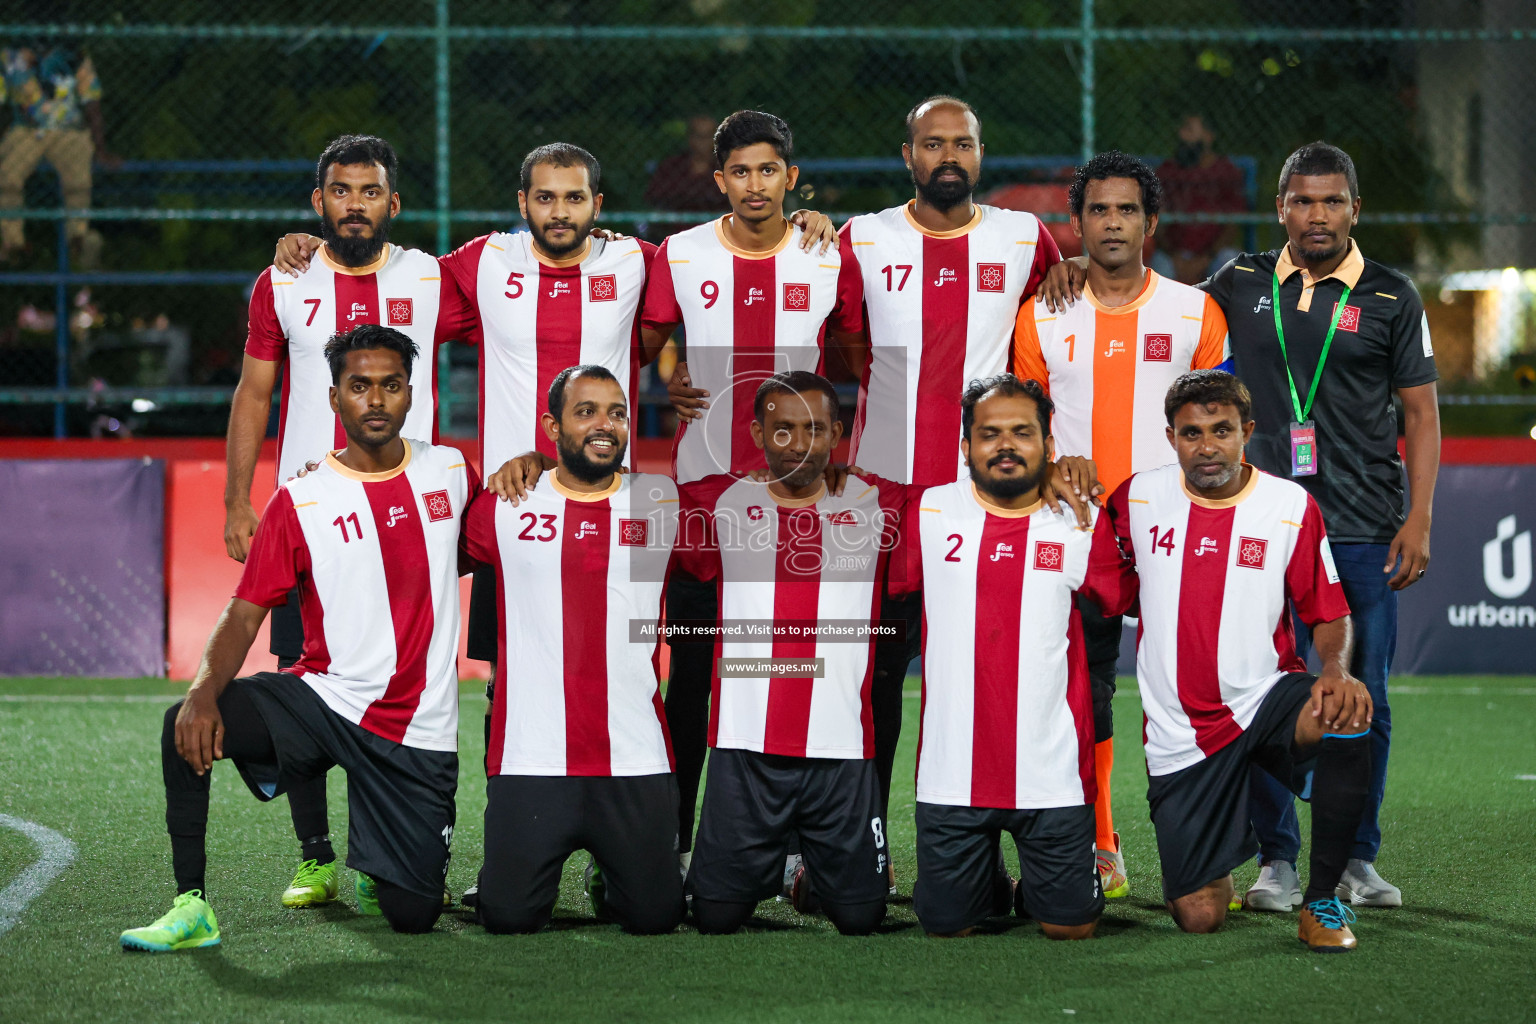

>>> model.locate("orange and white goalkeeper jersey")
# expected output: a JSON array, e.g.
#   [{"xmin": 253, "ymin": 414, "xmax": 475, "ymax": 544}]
[{"xmin": 1012, "ymin": 270, "xmax": 1228, "ymax": 495}]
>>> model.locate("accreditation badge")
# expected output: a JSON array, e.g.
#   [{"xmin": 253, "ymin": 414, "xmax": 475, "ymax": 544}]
[{"xmin": 1290, "ymin": 420, "xmax": 1318, "ymax": 477}]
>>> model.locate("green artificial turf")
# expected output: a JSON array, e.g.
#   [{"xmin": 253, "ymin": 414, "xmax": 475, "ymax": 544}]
[{"xmin": 1, "ymin": 675, "xmax": 1533, "ymax": 1023}]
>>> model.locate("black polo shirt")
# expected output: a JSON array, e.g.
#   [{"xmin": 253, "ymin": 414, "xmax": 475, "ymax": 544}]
[{"xmin": 1203, "ymin": 241, "xmax": 1437, "ymax": 544}]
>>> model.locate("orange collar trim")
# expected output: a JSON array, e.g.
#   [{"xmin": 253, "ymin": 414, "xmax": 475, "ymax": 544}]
[
  {"xmin": 550, "ymin": 470, "xmax": 622, "ymax": 502},
  {"xmin": 714, "ymin": 216, "xmax": 793, "ymax": 259},
  {"xmin": 903, "ymin": 199, "xmax": 982, "ymax": 239},
  {"xmin": 1181, "ymin": 465, "xmax": 1259, "ymax": 508},
  {"xmin": 1084, "ymin": 269, "xmax": 1159, "ymax": 314},
  {"xmin": 970, "ymin": 483, "xmax": 1042, "ymax": 519},
  {"xmin": 319, "ymin": 243, "xmax": 391, "ymax": 277},
  {"xmin": 325, "ymin": 444, "xmax": 411, "ymax": 482}
]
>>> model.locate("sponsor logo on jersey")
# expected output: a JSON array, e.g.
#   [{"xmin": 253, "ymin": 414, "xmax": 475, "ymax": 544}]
[
  {"xmin": 386, "ymin": 297, "xmax": 413, "ymax": 326},
  {"xmin": 1195, "ymin": 536, "xmax": 1220, "ymax": 557},
  {"xmin": 1143, "ymin": 333, "xmax": 1172, "ymax": 362},
  {"xmin": 747, "ymin": 505, "xmax": 764, "ymax": 521},
  {"xmin": 1033, "ymin": 540, "xmax": 1064, "ymax": 571},
  {"xmin": 423, "ymin": 489, "xmax": 453, "ymax": 522},
  {"xmin": 1103, "ymin": 337, "xmax": 1126, "ymax": 358},
  {"xmin": 574, "ymin": 520, "xmax": 600, "ymax": 539},
  {"xmin": 386, "ymin": 505, "xmax": 409, "ymax": 528},
  {"xmin": 990, "ymin": 541, "xmax": 1015, "ymax": 562},
  {"xmin": 346, "ymin": 301, "xmax": 370, "ymax": 322},
  {"xmin": 619, "ymin": 518, "xmax": 649, "ymax": 546},
  {"xmin": 783, "ymin": 282, "xmax": 810, "ymax": 311},
  {"xmin": 743, "ymin": 287, "xmax": 766, "ymax": 306},
  {"xmin": 976, "ymin": 263, "xmax": 1006, "ymax": 293},
  {"xmin": 934, "ymin": 267, "xmax": 959, "ymax": 288},
  {"xmin": 1237, "ymin": 536, "xmax": 1268, "ymax": 569},
  {"xmin": 588, "ymin": 274, "xmax": 617, "ymax": 302},
  {"xmin": 823, "ymin": 510, "xmax": 856, "ymax": 526},
  {"xmin": 547, "ymin": 279, "xmax": 572, "ymax": 299},
  {"xmin": 1253, "ymin": 294, "xmax": 1272, "ymax": 314},
  {"xmin": 1332, "ymin": 302, "xmax": 1362, "ymax": 332}
]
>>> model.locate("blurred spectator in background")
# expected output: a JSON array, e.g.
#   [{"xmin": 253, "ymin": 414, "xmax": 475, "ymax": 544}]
[
  {"xmin": 643, "ymin": 114, "xmax": 726, "ymax": 237},
  {"xmin": 1152, "ymin": 114, "xmax": 1244, "ymax": 284},
  {"xmin": 0, "ymin": 43, "xmax": 119, "ymax": 268}
]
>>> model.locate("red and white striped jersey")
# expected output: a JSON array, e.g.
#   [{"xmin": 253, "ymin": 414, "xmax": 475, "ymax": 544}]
[
  {"xmin": 461, "ymin": 472, "xmax": 678, "ymax": 777},
  {"xmin": 1092, "ymin": 465, "xmax": 1351, "ymax": 776},
  {"xmin": 894, "ymin": 481, "xmax": 1099, "ymax": 810},
  {"xmin": 641, "ymin": 217, "xmax": 841, "ymax": 483},
  {"xmin": 440, "ymin": 232, "xmax": 655, "ymax": 473},
  {"xmin": 246, "ymin": 245, "xmax": 473, "ymax": 484},
  {"xmin": 832, "ymin": 202, "xmax": 1061, "ymax": 486},
  {"xmin": 234, "ymin": 440, "xmax": 478, "ymax": 751},
  {"xmin": 678, "ymin": 473, "xmax": 905, "ymax": 759},
  {"xmin": 1012, "ymin": 271, "xmax": 1229, "ymax": 495}
]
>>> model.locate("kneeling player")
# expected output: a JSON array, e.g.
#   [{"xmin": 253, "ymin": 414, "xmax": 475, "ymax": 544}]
[
  {"xmin": 464, "ymin": 365, "xmax": 684, "ymax": 935},
  {"xmin": 1092, "ymin": 370, "xmax": 1373, "ymax": 951},
  {"xmin": 121, "ymin": 325, "xmax": 477, "ymax": 949},
  {"xmin": 899, "ymin": 375, "xmax": 1105, "ymax": 940},
  {"xmin": 679, "ymin": 372, "xmax": 898, "ymax": 936}
]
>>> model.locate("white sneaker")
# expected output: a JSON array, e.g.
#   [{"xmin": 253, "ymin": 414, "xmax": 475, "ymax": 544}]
[
  {"xmin": 778, "ymin": 853, "xmax": 803, "ymax": 901},
  {"xmin": 677, "ymin": 850, "xmax": 692, "ymax": 881},
  {"xmin": 1245, "ymin": 860, "xmax": 1302, "ymax": 912},
  {"xmin": 1336, "ymin": 859, "xmax": 1402, "ymax": 907}
]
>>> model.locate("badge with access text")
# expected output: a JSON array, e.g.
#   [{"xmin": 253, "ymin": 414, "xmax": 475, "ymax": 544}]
[{"xmin": 1290, "ymin": 420, "xmax": 1318, "ymax": 477}]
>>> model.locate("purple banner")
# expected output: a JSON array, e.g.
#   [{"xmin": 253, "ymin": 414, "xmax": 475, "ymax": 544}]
[{"xmin": 0, "ymin": 459, "xmax": 165, "ymax": 677}]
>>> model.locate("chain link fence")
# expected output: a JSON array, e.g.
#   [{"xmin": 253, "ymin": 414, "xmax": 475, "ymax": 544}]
[{"xmin": 2, "ymin": 0, "xmax": 1534, "ymax": 436}]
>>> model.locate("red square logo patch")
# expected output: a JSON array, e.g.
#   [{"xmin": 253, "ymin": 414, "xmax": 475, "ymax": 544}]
[
  {"xmin": 783, "ymin": 282, "xmax": 810, "ymax": 311},
  {"xmin": 423, "ymin": 489, "xmax": 453, "ymax": 522},
  {"xmin": 1033, "ymin": 540, "xmax": 1065, "ymax": 572},
  {"xmin": 1332, "ymin": 303, "xmax": 1361, "ymax": 333},
  {"xmin": 976, "ymin": 263, "xmax": 1006, "ymax": 293},
  {"xmin": 1143, "ymin": 333, "xmax": 1173, "ymax": 362},
  {"xmin": 386, "ymin": 297, "xmax": 413, "ymax": 326},
  {"xmin": 1236, "ymin": 536, "xmax": 1268, "ymax": 569},
  {"xmin": 588, "ymin": 274, "xmax": 617, "ymax": 302},
  {"xmin": 619, "ymin": 518, "xmax": 649, "ymax": 546}
]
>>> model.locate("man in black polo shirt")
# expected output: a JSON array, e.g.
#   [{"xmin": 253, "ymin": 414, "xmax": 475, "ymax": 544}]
[{"xmin": 1040, "ymin": 141, "xmax": 1440, "ymax": 912}]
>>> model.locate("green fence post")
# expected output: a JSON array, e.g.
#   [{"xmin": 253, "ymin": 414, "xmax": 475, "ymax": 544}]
[
  {"xmin": 436, "ymin": 0, "xmax": 453, "ymax": 437},
  {"xmin": 1080, "ymin": 0, "xmax": 1095, "ymax": 164}
]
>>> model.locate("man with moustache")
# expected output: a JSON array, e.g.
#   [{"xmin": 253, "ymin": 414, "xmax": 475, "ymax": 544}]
[
  {"xmin": 461, "ymin": 365, "xmax": 685, "ymax": 935},
  {"xmin": 1013, "ymin": 150, "xmax": 1230, "ymax": 899},
  {"xmin": 814, "ymin": 96, "xmax": 1066, "ymax": 848},
  {"xmin": 892, "ymin": 374, "xmax": 1106, "ymax": 940},
  {"xmin": 123, "ymin": 325, "xmax": 479, "ymax": 949},
  {"xmin": 677, "ymin": 371, "xmax": 902, "ymax": 936},
  {"xmin": 228, "ymin": 134, "xmax": 475, "ymax": 911},
  {"xmin": 1041, "ymin": 142, "xmax": 1438, "ymax": 911}
]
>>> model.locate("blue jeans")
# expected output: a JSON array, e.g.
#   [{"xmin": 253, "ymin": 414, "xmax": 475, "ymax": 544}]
[{"xmin": 1249, "ymin": 542, "xmax": 1396, "ymax": 864}]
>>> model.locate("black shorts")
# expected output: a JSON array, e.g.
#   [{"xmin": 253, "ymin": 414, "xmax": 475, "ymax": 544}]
[
  {"xmin": 688, "ymin": 748, "xmax": 889, "ymax": 907},
  {"xmin": 229, "ymin": 671, "xmax": 457, "ymax": 899},
  {"xmin": 467, "ymin": 565, "xmax": 498, "ymax": 664},
  {"xmin": 913, "ymin": 802, "xmax": 1102, "ymax": 933},
  {"xmin": 1146, "ymin": 672, "xmax": 1316, "ymax": 902},
  {"xmin": 268, "ymin": 586, "xmax": 304, "ymax": 663},
  {"xmin": 479, "ymin": 773, "xmax": 685, "ymax": 934},
  {"xmin": 1075, "ymin": 591, "xmax": 1122, "ymax": 741}
]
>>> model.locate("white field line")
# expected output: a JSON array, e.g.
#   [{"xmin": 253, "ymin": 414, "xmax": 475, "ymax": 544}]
[
  {"xmin": 0, "ymin": 694, "xmax": 173, "ymax": 702},
  {"xmin": 0, "ymin": 815, "xmax": 77, "ymax": 938},
  {"xmin": 901, "ymin": 685, "xmax": 1536, "ymax": 698}
]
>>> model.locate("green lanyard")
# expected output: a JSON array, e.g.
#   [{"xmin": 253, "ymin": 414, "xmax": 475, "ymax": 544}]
[{"xmin": 1272, "ymin": 272, "xmax": 1350, "ymax": 424}]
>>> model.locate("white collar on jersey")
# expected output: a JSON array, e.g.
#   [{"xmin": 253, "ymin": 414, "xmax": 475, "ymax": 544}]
[{"xmin": 1180, "ymin": 464, "xmax": 1259, "ymax": 509}]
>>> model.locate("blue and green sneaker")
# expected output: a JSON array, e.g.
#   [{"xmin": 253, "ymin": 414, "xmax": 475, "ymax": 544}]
[
  {"xmin": 120, "ymin": 890, "xmax": 221, "ymax": 952},
  {"xmin": 281, "ymin": 858, "xmax": 339, "ymax": 908},
  {"xmin": 355, "ymin": 872, "xmax": 381, "ymax": 916}
]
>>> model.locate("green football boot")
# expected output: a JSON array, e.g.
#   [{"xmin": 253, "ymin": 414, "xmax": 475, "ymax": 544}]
[
  {"xmin": 120, "ymin": 890, "xmax": 221, "ymax": 952},
  {"xmin": 355, "ymin": 871, "xmax": 381, "ymax": 915},
  {"xmin": 281, "ymin": 858, "xmax": 340, "ymax": 908}
]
